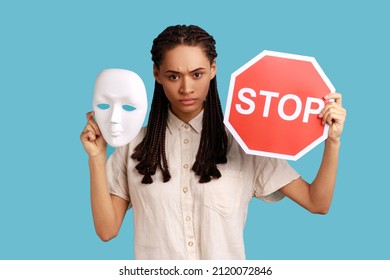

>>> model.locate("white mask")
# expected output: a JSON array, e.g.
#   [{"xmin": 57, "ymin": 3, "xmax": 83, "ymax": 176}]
[{"xmin": 93, "ymin": 69, "xmax": 148, "ymax": 147}]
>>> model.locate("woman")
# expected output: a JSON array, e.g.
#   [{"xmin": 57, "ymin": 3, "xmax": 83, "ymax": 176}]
[{"xmin": 80, "ymin": 24, "xmax": 346, "ymax": 259}]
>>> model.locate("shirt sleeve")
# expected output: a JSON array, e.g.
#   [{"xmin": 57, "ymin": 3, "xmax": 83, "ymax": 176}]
[
  {"xmin": 106, "ymin": 145, "xmax": 132, "ymax": 207},
  {"xmin": 253, "ymin": 157, "xmax": 300, "ymax": 202}
]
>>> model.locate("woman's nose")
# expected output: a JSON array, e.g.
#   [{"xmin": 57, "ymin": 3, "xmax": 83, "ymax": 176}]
[{"xmin": 179, "ymin": 76, "xmax": 194, "ymax": 95}]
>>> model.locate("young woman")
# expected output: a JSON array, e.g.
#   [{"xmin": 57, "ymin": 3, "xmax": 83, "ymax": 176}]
[{"xmin": 80, "ymin": 25, "xmax": 346, "ymax": 259}]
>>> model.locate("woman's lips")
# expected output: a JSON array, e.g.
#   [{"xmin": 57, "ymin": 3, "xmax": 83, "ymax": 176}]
[{"xmin": 180, "ymin": 98, "xmax": 197, "ymax": 106}]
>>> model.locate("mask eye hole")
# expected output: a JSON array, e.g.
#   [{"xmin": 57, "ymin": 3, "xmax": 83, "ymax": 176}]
[
  {"xmin": 122, "ymin": 105, "xmax": 136, "ymax": 112},
  {"xmin": 97, "ymin": 103, "xmax": 110, "ymax": 110}
]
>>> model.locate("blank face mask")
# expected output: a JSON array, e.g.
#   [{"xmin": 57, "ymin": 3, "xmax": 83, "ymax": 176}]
[{"xmin": 93, "ymin": 69, "xmax": 147, "ymax": 147}]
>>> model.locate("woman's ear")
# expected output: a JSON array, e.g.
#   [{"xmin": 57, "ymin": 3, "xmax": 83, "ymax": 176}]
[
  {"xmin": 210, "ymin": 60, "xmax": 217, "ymax": 80},
  {"xmin": 153, "ymin": 65, "xmax": 162, "ymax": 84}
]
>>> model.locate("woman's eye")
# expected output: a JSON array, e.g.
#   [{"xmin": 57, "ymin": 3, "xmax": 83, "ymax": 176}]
[
  {"xmin": 193, "ymin": 73, "xmax": 202, "ymax": 78},
  {"xmin": 122, "ymin": 105, "xmax": 136, "ymax": 112},
  {"xmin": 97, "ymin": 103, "xmax": 110, "ymax": 110},
  {"xmin": 169, "ymin": 74, "xmax": 179, "ymax": 80}
]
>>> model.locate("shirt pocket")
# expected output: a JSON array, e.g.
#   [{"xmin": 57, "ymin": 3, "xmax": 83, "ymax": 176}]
[{"xmin": 203, "ymin": 170, "xmax": 243, "ymax": 217}]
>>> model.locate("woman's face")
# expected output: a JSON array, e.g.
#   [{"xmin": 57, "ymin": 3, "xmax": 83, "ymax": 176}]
[{"xmin": 153, "ymin": 45, "xmax": 216, "ymax": 123}]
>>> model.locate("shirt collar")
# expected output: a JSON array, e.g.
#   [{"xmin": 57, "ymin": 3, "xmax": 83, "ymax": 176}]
[{"xmin": 167, "ymin": 109, "xmax": 203, "ymax": 134}]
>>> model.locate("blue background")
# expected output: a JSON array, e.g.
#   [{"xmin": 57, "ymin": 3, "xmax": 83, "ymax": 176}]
[{"xmin": 1, "ymin": 0, "xmax": 389, "ymax": 260}]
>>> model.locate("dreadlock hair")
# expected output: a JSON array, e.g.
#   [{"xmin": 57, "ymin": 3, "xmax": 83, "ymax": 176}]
[{"xmin": 131, "ymin": 24, "xmax": 228, "ymax": 184}]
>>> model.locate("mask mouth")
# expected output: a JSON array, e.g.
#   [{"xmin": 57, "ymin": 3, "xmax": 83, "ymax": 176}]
[{"xmin": 110, "ymin": 124, "xmax": 124, "ymax": 137}]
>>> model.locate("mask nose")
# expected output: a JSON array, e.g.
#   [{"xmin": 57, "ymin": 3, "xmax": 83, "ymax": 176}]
[{"xmin": 110, "ymin": 104, "xmax": 121, "ymax": 124}]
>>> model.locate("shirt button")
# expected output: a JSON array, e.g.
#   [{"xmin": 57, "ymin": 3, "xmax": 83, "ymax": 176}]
[
  {"xmin": 188, "ymin": 242, "xmax": 193, "ymax": 247},
  {"xmin": 183, "ymin": 139, "xmax": 189, "ymax": 144},
  {"xmin": 183, "ymin": 164, "xmax": 189, "ymax": 169},
  {"xmin": 185, "ymin": 216, "xmax": 191, "ymax": 221},
  {"xmin": 182, "ymin": 187, "xmax": 188, "ymax": 193},
  {"xmin": 184, "ymin": 124, "xmax": 189, "ymax": 129}
]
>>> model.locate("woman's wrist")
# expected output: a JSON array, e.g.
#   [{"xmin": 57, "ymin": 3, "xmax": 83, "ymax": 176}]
[
  {"xmin": 88, "ymin": 154, "xmax": 107, "ymax": 166},
  {"xmin": 325, "ymin": 137, "xmax": 341, "ymax": 149}
]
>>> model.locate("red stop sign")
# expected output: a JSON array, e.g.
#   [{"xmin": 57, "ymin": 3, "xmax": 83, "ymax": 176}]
[{"xmin": 224, "ymin": 50, "xmax": 335, "ymax": 160}]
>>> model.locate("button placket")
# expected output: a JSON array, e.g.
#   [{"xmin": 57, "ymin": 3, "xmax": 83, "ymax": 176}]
[{"xmin": 179, "ymin": 124, "xmax": 197, "ymax": 259}]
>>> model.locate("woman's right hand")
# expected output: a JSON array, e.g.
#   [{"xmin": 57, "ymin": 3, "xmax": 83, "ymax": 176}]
[{"xmin": 80, "ymin": 111, "xmax": 107, "ymax": 159}]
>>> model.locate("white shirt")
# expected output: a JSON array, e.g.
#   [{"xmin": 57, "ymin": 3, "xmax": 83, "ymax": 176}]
[{"xmin": 106, "ymin": 110, "xmax": 300, "ymax": 259}]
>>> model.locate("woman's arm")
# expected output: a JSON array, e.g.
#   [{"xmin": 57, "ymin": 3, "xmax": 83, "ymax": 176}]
[
  {"xmin": 279, "ymin": 93, "xmax": 346, "ymax": 214},
  {"xmin": 80, "ymin": 112, "xmax": 129, "ymax": 241}
]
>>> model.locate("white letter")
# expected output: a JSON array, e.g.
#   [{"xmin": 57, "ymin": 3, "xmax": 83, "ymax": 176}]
[
  {"xmin": 303, "ymin": 97, "xmax": 324, "ymax": 123},
  {"xmin": 260, "ymin": 90, "xmax": 279, "ymax": 117},
  {"xmin": 235, "ymin": 87, "xmax": 256, "ymax": 115},
  {"xmin": 278, "ymin": 94, "xmax": 302, "ymax": 121}
]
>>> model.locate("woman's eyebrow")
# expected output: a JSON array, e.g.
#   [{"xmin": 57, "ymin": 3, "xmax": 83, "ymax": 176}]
[
  {"xmin": 164, "ymin": 70, "xmax": 180, "ymax": 74},
  {"xmin": 189, "ymin": 67, "xmax": 206, "ymax": 73},
  {"xmin": 164, "ymin": 67, "xmax": 206, "ymax": 74}
]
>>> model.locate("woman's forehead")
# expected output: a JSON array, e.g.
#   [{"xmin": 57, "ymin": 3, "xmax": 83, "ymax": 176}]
[{"xmin": 160, "ymin": 45, "xmax": 210, "ymax": 70}]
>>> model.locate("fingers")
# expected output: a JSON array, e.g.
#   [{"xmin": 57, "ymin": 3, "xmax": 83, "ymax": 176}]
[
  {"xmin": 80, "ymin": 111, "xmax": 108, "ymax": 158},
  {"xmin": 80, "ymin": 111, "xmax": 103, "ymax": 143},
  {"xmin": 80, "ymin": 128, "xmax": 97, "ymax": 142},
  {"xmin": 86, "ymin": 111, "xmax": 94, "ymax": 120},
  {"xmin": 318, "ymin": 93, "xmax": 346, "ymax": 126},
  {"xmin": 322, "ymin": 108, "xmax": 346, "ymax": 126},
  {"xmin": 85, "ymin": 111, "xmax": 101, "ymax": 136},
  {"xmin": 324, "ymin": 92, "xmax": 342, "ymax": 105}
]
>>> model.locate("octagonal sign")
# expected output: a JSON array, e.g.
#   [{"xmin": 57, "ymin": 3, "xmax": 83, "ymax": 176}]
[{"xmin": 224, "ymin": 50, "xmax": 335, "ymax": 160}]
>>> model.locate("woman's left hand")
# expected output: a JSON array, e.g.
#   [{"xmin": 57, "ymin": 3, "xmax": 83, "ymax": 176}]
[{"xmin": 318, "ymin": 92, "xmax": 347, "ymax": 143}]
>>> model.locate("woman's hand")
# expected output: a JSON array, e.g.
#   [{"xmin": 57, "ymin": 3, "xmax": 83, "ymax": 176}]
[
  {"xmin": 80, "ymin": 111, "xmax": 107, "ymax": 159},
  {"xmin": 319, "ymin": 92, "xmax": 347, "ymax": 144}
]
